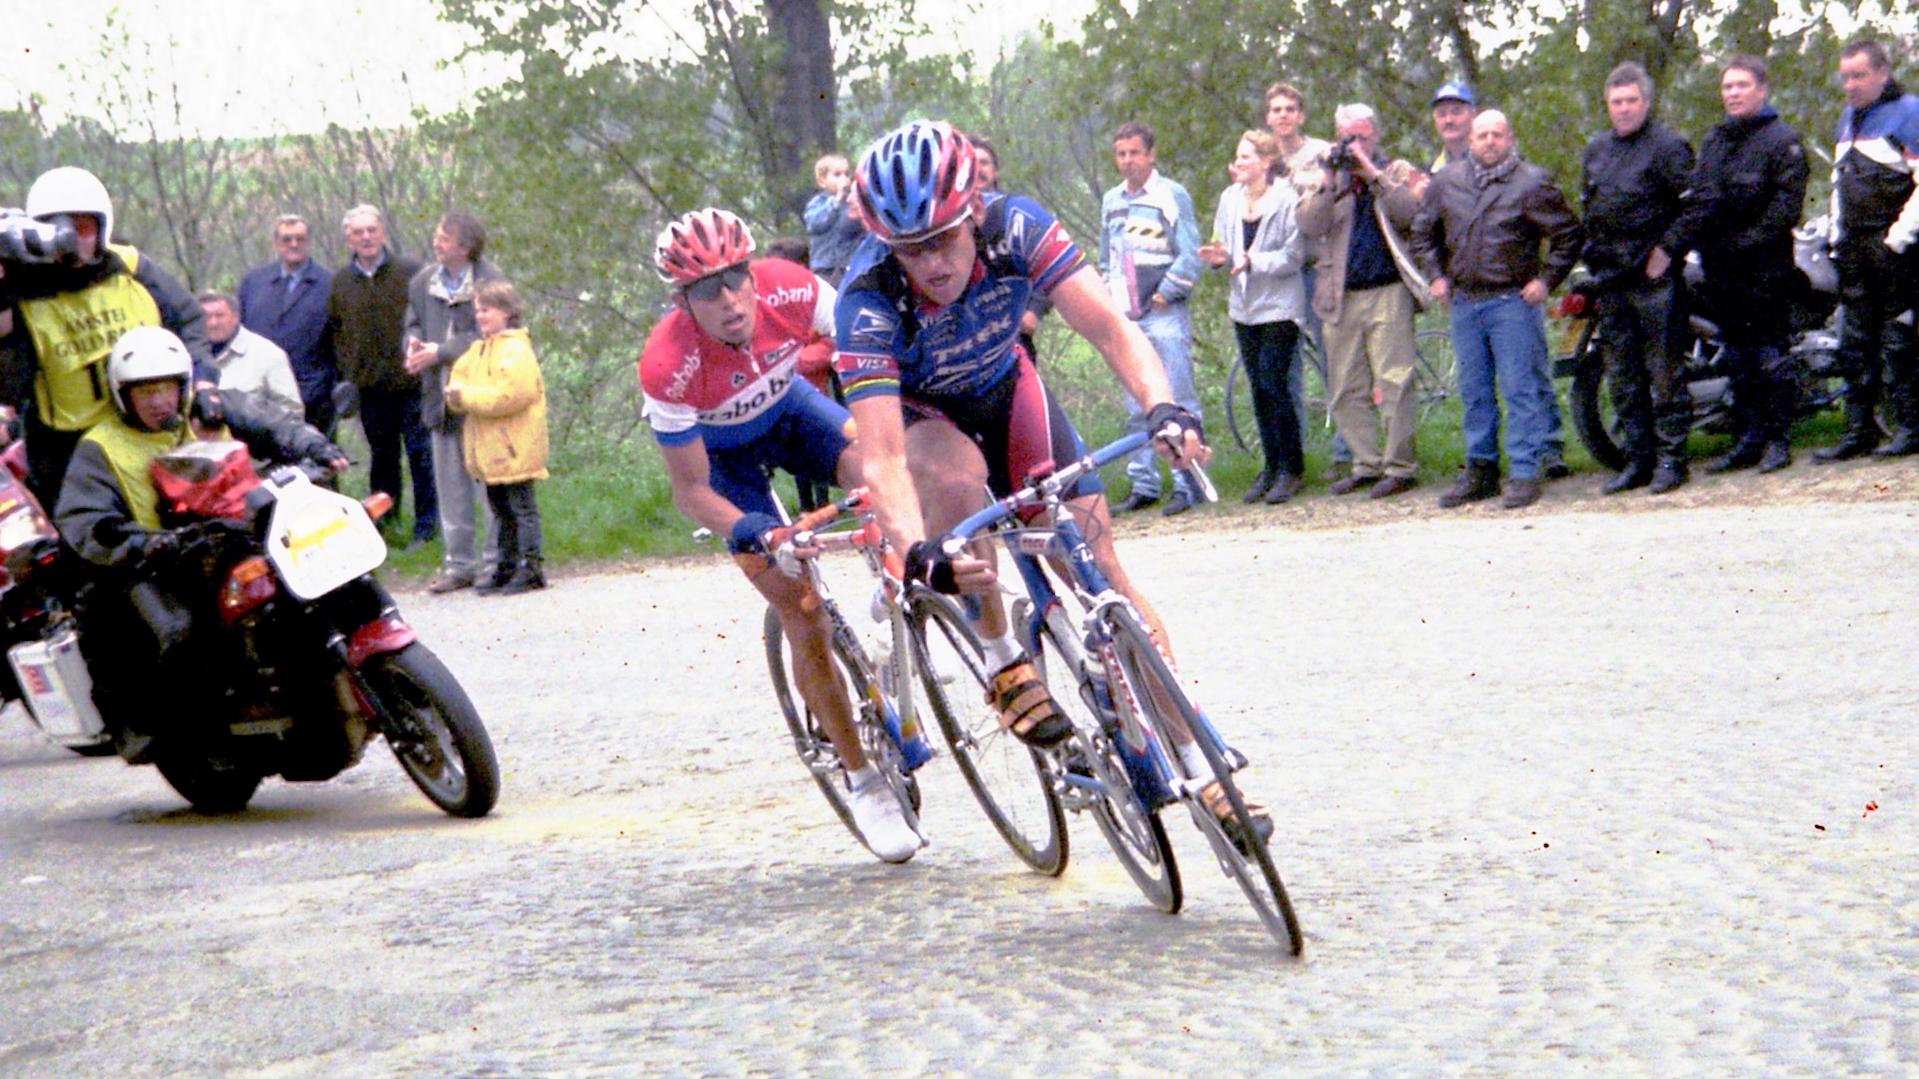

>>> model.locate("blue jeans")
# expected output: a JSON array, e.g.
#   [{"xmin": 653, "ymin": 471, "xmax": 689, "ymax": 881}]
[
  {"xmin": 1122, "ymin": 302, "xmax": 1202, "ymax": 498},
  {"xmin": 1450, "ymin": 292, "xmax": 1555, "ymax": 481}
]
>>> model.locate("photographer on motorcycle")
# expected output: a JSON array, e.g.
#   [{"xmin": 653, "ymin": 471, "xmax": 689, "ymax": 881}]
[
  {"xmin": 53, "ymin": 326, "xmax": 346, "ymax": 754},
  {"xmin": 0, "ymin": 167, "xmax": 214, "ymax": 504},
  {"xmin": 1667, "ymin": 55, "xmax": 1811, "ymax": 474}
]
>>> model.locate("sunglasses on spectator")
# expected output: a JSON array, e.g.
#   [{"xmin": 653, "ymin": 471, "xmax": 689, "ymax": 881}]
[{"xmin": 683, "ymin": 262, "xmax": 753, "ymax": 303}]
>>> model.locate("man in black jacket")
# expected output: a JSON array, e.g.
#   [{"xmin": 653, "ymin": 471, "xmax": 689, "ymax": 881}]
[
  {"xmin": 321, "ymin": 205, "xmax": 434, "ymax": 544},
  {"xmin": 1412, "ymin": 110, "xmax": 1583, "ymax": 510},
  {"xmin": 1581, "ymin": 62, "xmax": 1696, "ymax": 494},
  {"xmin": 1668, "ymin": 55, "xmax": 1811, "ymax": 474}
]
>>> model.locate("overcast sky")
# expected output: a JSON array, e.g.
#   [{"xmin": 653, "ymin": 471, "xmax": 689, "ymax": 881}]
[{"xmin": 3, "ymin": 0, "xmax": 1096, "ymax": 139}]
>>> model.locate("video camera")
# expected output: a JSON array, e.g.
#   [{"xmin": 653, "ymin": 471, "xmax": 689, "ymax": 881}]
[
  {"xmin": 1324, "ymin": 133, "xmax": 1361, "ymax": 174},
  {"xmin": 0, "ymin": 209, "xmax": 78, "ymax": 265}
]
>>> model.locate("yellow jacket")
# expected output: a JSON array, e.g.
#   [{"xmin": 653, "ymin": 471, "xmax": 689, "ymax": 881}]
[{"xmin": 447, "ymin": 328, "xmax": 549, "ymax": 484}]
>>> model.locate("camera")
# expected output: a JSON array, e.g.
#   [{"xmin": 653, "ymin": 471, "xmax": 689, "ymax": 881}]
[
  {"xmin": 0, "ymin": 209, "xmax": 78, "ymax": 264},
  {"xmin": 1324, "ymin": 133, "xmax": 1361, "ymax": 174}
]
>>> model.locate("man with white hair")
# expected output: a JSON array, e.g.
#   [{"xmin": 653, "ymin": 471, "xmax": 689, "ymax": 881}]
[
  {"xmin": 1296, "ymin": 103, "xmax": 1425, "ymax": 499},
  {"xmin": 1412, "ymin": 110, "xmax": 1583, "ymax": 510}
]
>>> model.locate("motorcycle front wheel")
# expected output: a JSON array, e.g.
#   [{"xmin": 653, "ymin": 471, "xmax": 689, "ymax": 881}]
[
  {"xmin": 366, "ymin": 643, "xmax": 500, "ymax": 818},
  {"xmin": 1564, "ymin": 321, "xmax": 1629, "ymax": 473}
]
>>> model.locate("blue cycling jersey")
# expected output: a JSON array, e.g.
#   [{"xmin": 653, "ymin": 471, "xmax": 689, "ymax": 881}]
[{"xmin": 833, "ymin": 192, "xmax": 1085, "ymax": 404}]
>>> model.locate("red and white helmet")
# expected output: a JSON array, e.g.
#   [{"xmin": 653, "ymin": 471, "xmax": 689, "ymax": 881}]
[
  {"xmin": 854, "ymin": 121, "xmax": 980, "ymax": 242},
  {"xmin": 654, "ymin": 208, "xmax": 755, "ymax": 286}
]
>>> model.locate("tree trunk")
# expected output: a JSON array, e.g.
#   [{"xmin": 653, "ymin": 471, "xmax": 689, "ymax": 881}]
[{"xmin": 764, "ymin": 0, "xmax": 837, "ymax": 215}]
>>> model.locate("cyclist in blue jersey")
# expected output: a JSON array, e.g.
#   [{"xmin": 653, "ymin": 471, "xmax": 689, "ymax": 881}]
[{"xmin": 834, "ymin": 121, "xmax": 1269, "ymax": 846}]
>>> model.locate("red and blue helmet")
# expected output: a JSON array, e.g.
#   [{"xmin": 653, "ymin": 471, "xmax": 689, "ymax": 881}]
[{"xmin": 854, "ymin": 121, "xmax": 980, "ymax": 243}]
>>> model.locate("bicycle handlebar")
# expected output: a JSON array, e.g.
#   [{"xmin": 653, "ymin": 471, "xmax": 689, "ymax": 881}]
[{"xmin": 939, "ymin": 429, "xmax": 1215, "ymax": 551}]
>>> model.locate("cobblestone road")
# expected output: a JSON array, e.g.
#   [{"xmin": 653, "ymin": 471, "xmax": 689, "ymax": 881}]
[{"xmin": 1, "ymin": 491, "xmax": 1914, "ymax": 1077}]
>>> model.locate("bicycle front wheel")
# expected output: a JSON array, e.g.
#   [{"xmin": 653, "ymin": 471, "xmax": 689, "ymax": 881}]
[
  {"xmin": 1103, "ymin": 608, "xmax": 1303, "ymax": 955},
  {"xmin": 1027, "ymin": 610, "xmax": 1180, "ymax": 912},
  {"xmin": 912, "ymin": 592, "xmax": 1068, "ymax": 875},
  {"xmin": 764, "ymin": 605, "xmax": 919, "ymax": 854}
]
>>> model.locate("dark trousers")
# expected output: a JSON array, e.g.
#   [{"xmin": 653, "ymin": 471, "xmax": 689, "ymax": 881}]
[
  {"xmin": 485, "ymin": 481, "xmax": 542, "ymax": 568},
  {"xmin": 1835, "ymin": 240, "xmax": 1919, "ymax": 428},
  {"xmin": 359, "ymin": 384, "xmax": 437, "ymax": 541},
  {"xmin": 1234, "ymin": 319, "xmax": 1304, "ymax": 477},
  {"xmin": 23, "ymin": 416, "xmax": 83, "ymax": 510},
  {"xmin": 1598, "ymin": 274, "xmax": 1692, "ymax": 463}
]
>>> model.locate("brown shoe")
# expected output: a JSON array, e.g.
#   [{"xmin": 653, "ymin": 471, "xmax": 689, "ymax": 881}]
[
  {"xmin": 1318, "ymin": 461, "xmax": 1349, "ymax": 484},
  {"xmin": 1369, "ymin": 474, "xmax": 1419, "ymax": 499},
  {"xmin": 1328, "ymin": 472, "xmax": 1380, "ymax": 495},
  {"xmin": 426, "ymin": 570, "xmax": 475, "ymax": 594},
  {"xmin": 1501, "ymin": 478, "xmax": 1542, "ymax": 509}
]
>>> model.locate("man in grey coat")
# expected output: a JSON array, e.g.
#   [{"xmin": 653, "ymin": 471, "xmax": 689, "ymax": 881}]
[{"xmin": 403, "ymin": 212, "xmax": 503, "ymax": 592}]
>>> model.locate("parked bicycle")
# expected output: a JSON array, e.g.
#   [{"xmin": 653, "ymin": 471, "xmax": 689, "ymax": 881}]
[
  {"xmin": 940, "ymin": 431, "xmax": 1305, "ymax": 955},
  {"xmin": 762, "ymin": 490, "xmax": 1066, "ymax": 872},
  {"xmin": 1226, "ymin": 328, "xmax": 1457, "ymax": 454}
]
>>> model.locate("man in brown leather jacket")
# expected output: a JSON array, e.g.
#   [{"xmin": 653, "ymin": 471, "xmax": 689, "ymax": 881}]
[{"xmin": 1412, "ymin": 110, "xmax": 1583, "ymax": 510}]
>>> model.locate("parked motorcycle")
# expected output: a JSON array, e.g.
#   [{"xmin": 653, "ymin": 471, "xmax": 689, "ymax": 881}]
[
  {"xmin": 1555, "ymin": 216, "xmax": 1845, "ymax": 472},
  {"xmin": 26, "ymin": 439, "xmax": 501, "ymax": 816}
]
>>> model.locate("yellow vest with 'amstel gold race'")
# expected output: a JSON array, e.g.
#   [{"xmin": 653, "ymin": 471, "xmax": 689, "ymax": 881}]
[{"xmin": 16, "ymin": 244, "xmax": 162, "ymax": 432}]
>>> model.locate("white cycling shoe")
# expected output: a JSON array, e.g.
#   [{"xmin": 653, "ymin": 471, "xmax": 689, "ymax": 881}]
[{"xmin": 849, "ymin": 777, "xmax": 922, "ymax": 864}]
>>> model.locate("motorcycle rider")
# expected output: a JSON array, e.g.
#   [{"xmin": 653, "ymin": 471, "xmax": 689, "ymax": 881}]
[
  {"xmin": 1668, "ymin": 55, "xmax": 1811, "ymax": 474},
  {"xmin": 54, "ymin": 326, "xmax": 346, "ymax": 754},
  {"xmin": 0, "ymin": 166, "xmax": 213, "ymax": 503},
  {"xmin": 1818, "ymin": 39, "xmax": 1919, "ymax": 462},
  {"xmin": 1579, "ymin": 62, "xmax": 1696, "ymax": 495},
  {"xmin": 638, "ymin": 208, "xmax": 924, "ymax": 864}
]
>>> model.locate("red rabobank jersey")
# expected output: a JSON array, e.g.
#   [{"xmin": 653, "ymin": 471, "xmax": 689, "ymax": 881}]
[{"xmin": 639, "ymin": 259, "xmax": 838, "ymax": 450}]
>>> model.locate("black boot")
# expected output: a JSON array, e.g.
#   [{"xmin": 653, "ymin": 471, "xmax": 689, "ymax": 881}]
[
  {"xmin": 1438, "ymin": 460, "xmax": 1501, "ymax": 508},
  {"xmin": 1873, "ymin": 428, "xmax": 1919, "ymax": 457},
  {"xmin": 474, "ymin": 560, "xmax": 516, "ymax": 596},
  {"xmin": 1648, "ymin": 456, "xmax": 1690, "ymax": 494},
  {"xmin": 498, "ymin": 555, "xmax": 545, "ymax": 595},
  {"xmin": 1755, "ymin": 441, "xmax": 1793, "ymax": 473},
  {"xmin": 1815, "ymin": 394, "xmax": 1884, "ymax": 462},
  {"xmin": 1601, "ymin": 459, "xmax": 1654, "ymax": 495}
]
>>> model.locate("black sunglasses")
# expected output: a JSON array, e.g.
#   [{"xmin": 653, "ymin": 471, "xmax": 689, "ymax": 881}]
[{"xmin": 683, "ymin": 263, "xmax": 752, "ymax": 303}]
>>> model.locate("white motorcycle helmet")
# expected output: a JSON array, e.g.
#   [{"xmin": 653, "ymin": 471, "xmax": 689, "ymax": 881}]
[
  {"xmin": 106, "ymin": 326, "xmax": 192, "ymax": 431},
  {"xmin": 25, "ymin": 166, "xmax": 113, "ymax": 255}
]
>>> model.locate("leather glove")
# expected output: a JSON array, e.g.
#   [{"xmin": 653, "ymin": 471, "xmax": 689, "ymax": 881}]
[
  {"xmin": 1144, "ymin": 401, "xmax": 1205, "ymax": 448},
  {"xmin": 903, "ymin": 540, "xmax": 961, "ymax": 595}
]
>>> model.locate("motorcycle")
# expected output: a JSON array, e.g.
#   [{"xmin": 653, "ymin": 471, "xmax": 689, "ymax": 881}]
[
  {"xmin": 1554, "ymin": 216, "xmax": 1846, "ymax": 472},
  {"xmin": 18, "ymin": 438, "xmax": 501, "ymax": 817},
  {"xmin": 0, "ymin": 434, "xmax": 117, "ymax": 756}
]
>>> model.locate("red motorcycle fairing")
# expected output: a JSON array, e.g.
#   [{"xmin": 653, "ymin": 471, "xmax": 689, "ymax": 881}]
[{"xmin": 346, "ymin": 614, "xmax": 417, "ymax": 667}]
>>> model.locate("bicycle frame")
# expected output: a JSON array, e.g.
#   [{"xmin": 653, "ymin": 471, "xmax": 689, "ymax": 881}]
[{"xmin": 943, "ymin": 431, "xmax": 1236, "ymax": 817}]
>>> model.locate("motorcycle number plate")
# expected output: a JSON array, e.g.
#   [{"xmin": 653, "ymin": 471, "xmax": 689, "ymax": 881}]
[{"xmin": 266, "ymin": 477, "xmax": 387, "ymax": 600}]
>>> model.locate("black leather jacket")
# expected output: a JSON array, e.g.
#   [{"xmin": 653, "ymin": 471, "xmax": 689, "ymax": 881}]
[
  {"xmin": 1667, "ymin": 108, "xmax": 1809, "ymax": 286},
  {"xmin": 1411, "ymin": 156, "xmax": 1583, "ymax": 295},
  {"xmin": 1580, "ymin": 120, "xmax": 1694, "ymax": 290}
]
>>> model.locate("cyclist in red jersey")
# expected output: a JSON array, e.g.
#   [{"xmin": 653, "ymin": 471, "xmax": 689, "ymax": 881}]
[
  {"xmin": 834, "ymin": 122, "xmax": 1269, "ymax": 848},
  {"xmin": 639, "ymin": 208, "xmax": 922, "ymax": 863}
]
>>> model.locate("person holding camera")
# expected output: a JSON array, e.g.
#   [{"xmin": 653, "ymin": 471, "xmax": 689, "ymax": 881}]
[
  {"xmin": 1297, "ymin": 104, "xmax": 1426, "ymax": 499},
  {"xmin": 0, "ymin": 166, "xmax": 212, "ymax": 504}
]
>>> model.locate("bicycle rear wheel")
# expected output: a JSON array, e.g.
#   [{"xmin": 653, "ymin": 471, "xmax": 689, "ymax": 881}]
[
  {"xmin": 1413, "ymin": 328, "xmax": 1457, "ymax": 420},
  {"xmin": 1103, "ymin": 608, "xmax": 1303, "ymax": 955},
  {"xmin": 1023, "ymin": 603, "xmax": 1180, "ymax": 912},
  {"xmin": 764, "ymin": 605, "xmax": 920, "ymax": 854},
  {"xmin": 912, "ymin": 592, "xmax": 1068, "ymax": 875}
]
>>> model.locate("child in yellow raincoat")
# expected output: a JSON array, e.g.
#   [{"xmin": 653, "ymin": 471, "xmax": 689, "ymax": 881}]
[{"xmin": 445, "ymin": 280, "xmax": 549, "ymax": 594}]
